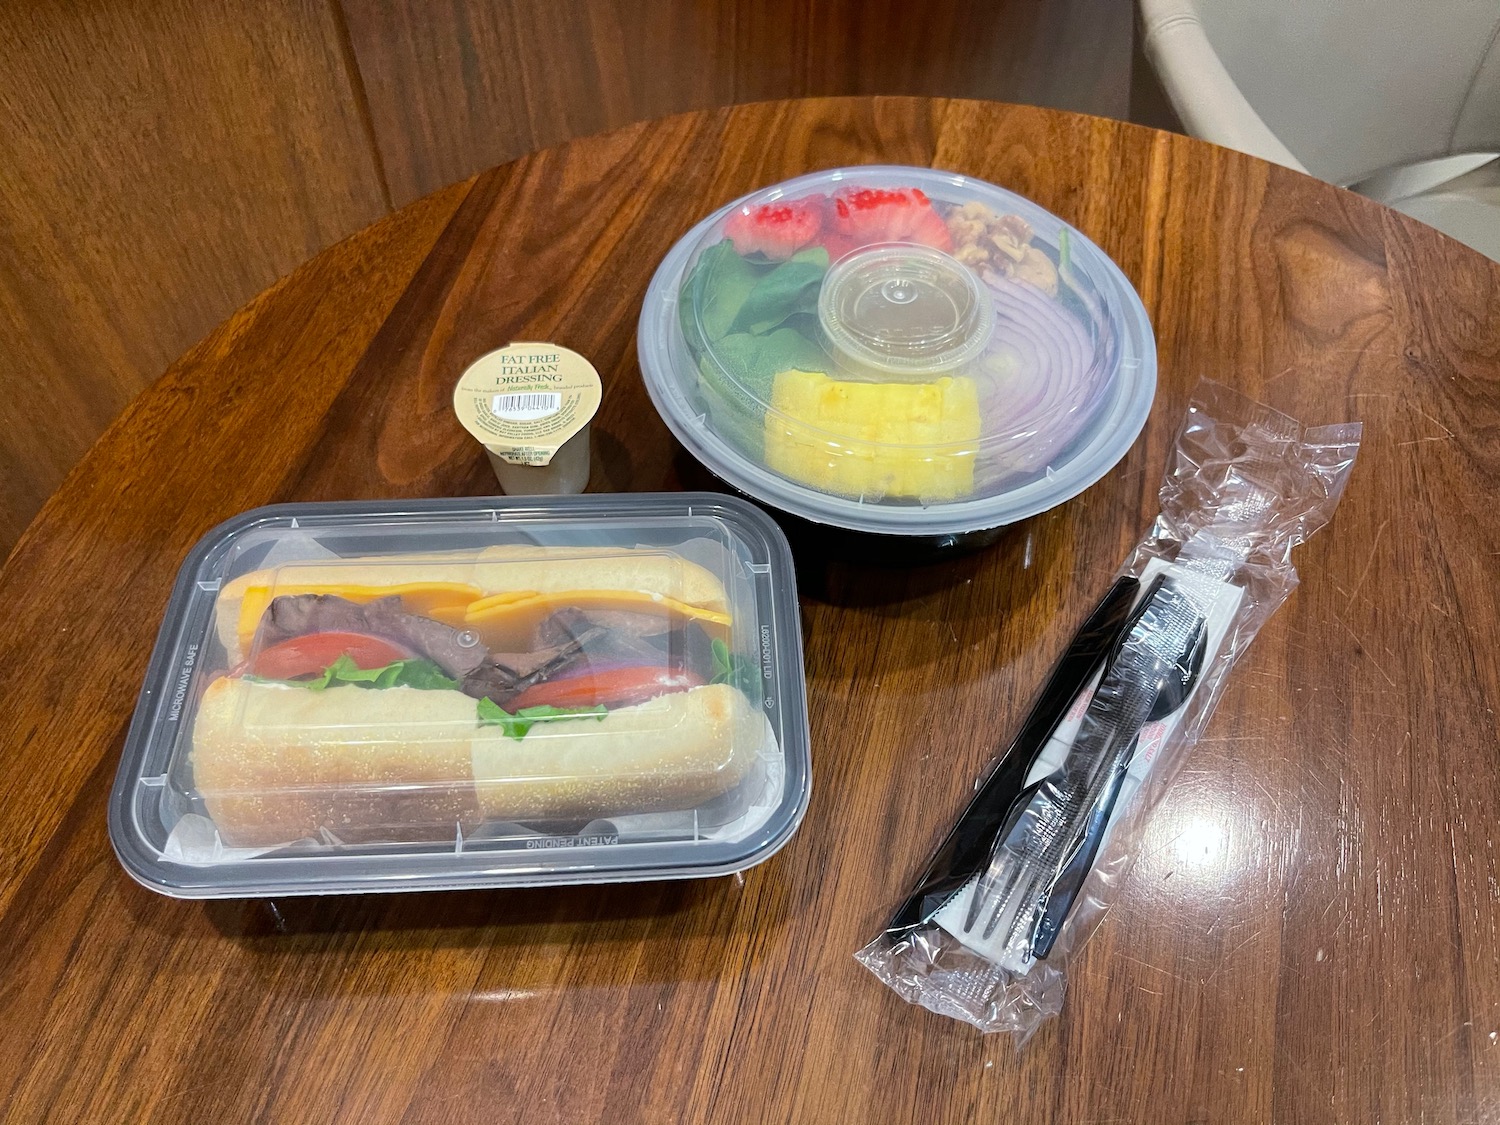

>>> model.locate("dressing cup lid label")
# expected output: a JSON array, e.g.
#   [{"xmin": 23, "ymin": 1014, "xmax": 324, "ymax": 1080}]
[{"xmin": 454, "ymin": 343, "xmax": 601, "ymax": 466}]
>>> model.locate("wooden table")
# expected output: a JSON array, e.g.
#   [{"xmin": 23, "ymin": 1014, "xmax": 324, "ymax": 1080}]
[{"xmin": 2, "ymin": 98, "xmax": 1497, "ymax": 1124}]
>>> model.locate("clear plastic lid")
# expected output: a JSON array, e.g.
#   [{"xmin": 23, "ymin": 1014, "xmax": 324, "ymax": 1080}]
[
  {"xmin": 638, "ymin": 166, "xmax": 1158, "ymax": 535},
  {"xmin": 108, "ymin": 495, "xmax": 809, "ymax": 897}
]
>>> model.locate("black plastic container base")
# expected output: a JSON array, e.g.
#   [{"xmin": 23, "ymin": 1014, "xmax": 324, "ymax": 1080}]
[{"xmin": 672, "ymin": 448, "xmax": 1010, "ymax": 567}]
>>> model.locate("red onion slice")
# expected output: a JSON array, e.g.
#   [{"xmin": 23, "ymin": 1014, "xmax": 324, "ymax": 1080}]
[{"xmin": 978, "ymin": 271, "xmax": 1103, "ymax": 476}]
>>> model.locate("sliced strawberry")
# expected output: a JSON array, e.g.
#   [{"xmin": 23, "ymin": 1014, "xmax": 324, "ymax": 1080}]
[
  {"xmin": 724, "ymin": 195, "xmax": 825, "ymax": 260},
  {"xmin": 825, "ymin": 186, "xmax": 954, "ymax": 256}
]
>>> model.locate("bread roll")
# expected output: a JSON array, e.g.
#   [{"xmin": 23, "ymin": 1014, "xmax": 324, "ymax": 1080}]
[
  {"xmin": 471, "ymin": 545, "xmax": 730, "ymax": 612},
  {"xmin": 191, "ymin": 679, "xmax": 760, "ymax": 847},
  {"xmin": 469, "ymin": 683, "xmax": 762, "ymax": 821},
  {"xmin": 192, "ymin": 678, "xmax": 483, "ymax": 847}
]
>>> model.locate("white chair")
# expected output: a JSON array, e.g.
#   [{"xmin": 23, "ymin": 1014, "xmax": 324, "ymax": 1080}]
[{"xmin": 1135, "ymin": 0, "xmax": 1500, "ymax": 261}]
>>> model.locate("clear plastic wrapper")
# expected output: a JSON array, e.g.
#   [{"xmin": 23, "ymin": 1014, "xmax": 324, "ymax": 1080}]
[{"xmin": 856, "ymin": 380, "xmax": 1362, "ymax": 1038}]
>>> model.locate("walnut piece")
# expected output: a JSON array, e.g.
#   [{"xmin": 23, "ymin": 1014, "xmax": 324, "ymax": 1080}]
[
  {"xmin": 1013, "ymin": 246, "xmax": 1059, "ymax": 297},
  {"xmin": 994, "ymin": 214, "xmax": 1033, "ymax": 246},
  {"xmin": 943, "ymin": 201, "xmax": 1045, "ymax": 279},
  {"xmin": 988, "ymin": 230, "xmax": 1028, "ymax": 263}
]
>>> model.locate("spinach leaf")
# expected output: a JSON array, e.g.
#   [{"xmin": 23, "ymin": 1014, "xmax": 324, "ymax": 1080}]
[
  {"xmin": 680, "ymin": 239, "xmax": 763, "ymax": 352},
  {"xmin": 711, "ymin": 327, "xmax": 827, "ymax": 391},
  {"xmin": 696, "ymin": 358, "xmax": 767, "ymax": 458},
  {"xmin": 726, "ymin": 247, "xmax": 830, "ymax": 336},
  {"xmin": 680, "ymin": 240, "xmax": 831, "ymax": 453},
  {"xmin": 696, "ymin": 326, "xmax": 826, "ymax": 459}
]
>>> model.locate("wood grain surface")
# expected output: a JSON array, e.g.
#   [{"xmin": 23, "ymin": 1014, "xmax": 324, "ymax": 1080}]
[
  {"xmin": 2, "ymin": 98, "xmax": 1497, "ymax": 1124},
  {"xmin": 0, "ymin": 0, "xmax": 390, "ymax": 553},
  {"xmin": 0, "ymin": 0, "xmax": 1131, "ymax": 561},
  {"xmin": 339, "ymin": 0, "xmax": 1132, "ymax": 205}
]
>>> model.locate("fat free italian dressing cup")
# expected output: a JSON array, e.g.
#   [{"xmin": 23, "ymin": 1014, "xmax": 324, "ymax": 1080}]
[{"xmin": 454, "ymin": 342, "xmax": 601, "ymax": 494}]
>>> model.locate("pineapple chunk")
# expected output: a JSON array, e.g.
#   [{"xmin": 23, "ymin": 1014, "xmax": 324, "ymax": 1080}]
[{"xmin": 764, "ymin": 369, "xmax": 981, "ymax": 501}]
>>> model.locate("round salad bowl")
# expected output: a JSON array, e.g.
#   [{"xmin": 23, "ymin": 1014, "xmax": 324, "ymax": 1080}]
[{"xmin": 638, "ymin": 165, "xmax": 1157, "ymax": 546}]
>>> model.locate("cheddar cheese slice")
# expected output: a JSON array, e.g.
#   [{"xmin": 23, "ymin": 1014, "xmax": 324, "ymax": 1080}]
[
  {"xmin": 463, "ymin": 589, "xmax": 732, "ymax": 650},
  {"xmin": 213, "ymin": 547, "xmax": 735, "ymax": 663}
]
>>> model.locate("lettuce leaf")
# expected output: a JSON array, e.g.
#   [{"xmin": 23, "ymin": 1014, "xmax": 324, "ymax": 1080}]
[
  {"xmin": 710, "ymin": 637, "xmax": 762, "ymax": 697},
  {"xmin": 476, "ymin": 697, "xmax": 609, "ymax": 741},
  {"xmin": 250, "ymin": 654, "xmax": 459, "ymax": 692}
]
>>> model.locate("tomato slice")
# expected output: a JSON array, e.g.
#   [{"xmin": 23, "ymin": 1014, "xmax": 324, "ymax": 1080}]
[
  {"xmin": 509, "ymin": 665, "xmax": 704, "ymax": 711},
  {"xmin": 244, "ymin": 631, "xmax": 413, "ymax": 680}
]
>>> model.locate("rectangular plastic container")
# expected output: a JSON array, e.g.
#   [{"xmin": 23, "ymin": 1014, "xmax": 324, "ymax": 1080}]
[{"xmin": 108, "ymin": 493, "xmax": 810, "ymax": 898}]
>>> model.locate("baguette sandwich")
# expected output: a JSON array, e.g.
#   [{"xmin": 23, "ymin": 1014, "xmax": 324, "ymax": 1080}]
[{"xmin": 191, "ymin": 546, "xmax": 765, "ymax": 847}]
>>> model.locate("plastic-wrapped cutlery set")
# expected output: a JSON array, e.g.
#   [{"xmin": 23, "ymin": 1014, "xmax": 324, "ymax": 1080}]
[{"xmin": 856, "ymin": 381, "xmax": 1361, "ymax": 1038}]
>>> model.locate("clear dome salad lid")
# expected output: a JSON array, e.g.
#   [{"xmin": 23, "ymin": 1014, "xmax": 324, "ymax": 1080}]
[{"xmin": 639, "ymin": 166, "xmax": 1157, "ymax": 535}]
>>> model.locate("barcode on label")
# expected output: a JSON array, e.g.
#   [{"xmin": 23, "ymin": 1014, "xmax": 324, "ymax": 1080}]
[{"xmin": 491, "ymin": 391, "xmax": 562, "ymax": 421}]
